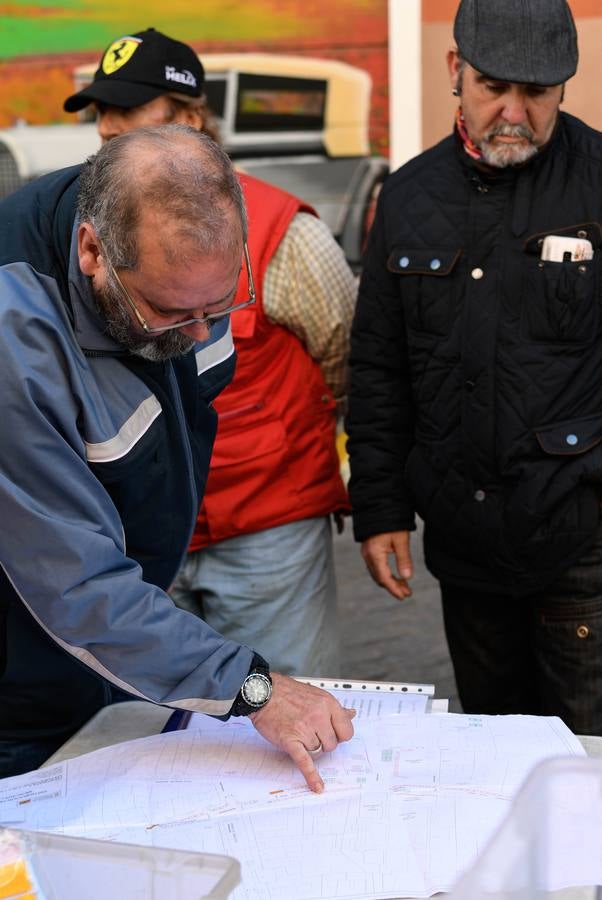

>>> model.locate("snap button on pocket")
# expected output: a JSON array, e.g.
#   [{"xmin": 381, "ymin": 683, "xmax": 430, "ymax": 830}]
[
  {"xmin": 535, "ymin": 413, "xmax": 602, "ymax": 456},
  {"xmin": 576, "ymin": 624, "xmax": 590, "ymax": 639},
  {"xmin": 387, "ymin": 247, "xmax": 462, "ymax": 336},
  {"xmin": 471, "ymin": 268, "xmax": 484, "ymax": 280}
]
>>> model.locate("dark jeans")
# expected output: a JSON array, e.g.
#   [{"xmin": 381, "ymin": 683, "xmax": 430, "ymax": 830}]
[
  {"xmin": 0, "ymin": 687, "xmax": 137, "ymax": 780},
  {"xmin": 441, "ymin": 522, "xmax": 602, "ymax": 735}
]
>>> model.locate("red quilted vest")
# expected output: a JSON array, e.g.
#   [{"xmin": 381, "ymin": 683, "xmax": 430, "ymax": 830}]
[{"xmin": 189, "ymin": 173, "xmax": 349, "ymax": 549}]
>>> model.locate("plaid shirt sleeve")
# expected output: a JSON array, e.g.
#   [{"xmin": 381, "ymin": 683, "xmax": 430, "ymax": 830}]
[{"xmin": 263, "ymin": 212, "xmax": 357, "ymax": 408}]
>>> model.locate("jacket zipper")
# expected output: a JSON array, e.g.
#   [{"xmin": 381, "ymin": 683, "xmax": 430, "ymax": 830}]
[{"xmin": 166, "ymin": 362, "xmax": 198, "ymax": 558}]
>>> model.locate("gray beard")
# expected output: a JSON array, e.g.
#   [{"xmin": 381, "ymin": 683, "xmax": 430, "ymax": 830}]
[
  {"xmin": 92, "ymin": 275, "xmax": 195, "ymax": 362},
  {"xmin": 480, "ymin": 123, "xmax": 539, "ymax": 168}
]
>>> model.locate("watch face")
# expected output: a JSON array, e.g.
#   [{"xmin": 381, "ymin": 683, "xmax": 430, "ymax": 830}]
[{"xmin": 241, "ymin": 672, "xmax": 272, "ymax": 707}]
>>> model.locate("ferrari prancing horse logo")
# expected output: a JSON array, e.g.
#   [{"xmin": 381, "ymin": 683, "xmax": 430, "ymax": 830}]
[{"xmin": 101, "ymin": 37, "xmax": 142, "ymax": 75}]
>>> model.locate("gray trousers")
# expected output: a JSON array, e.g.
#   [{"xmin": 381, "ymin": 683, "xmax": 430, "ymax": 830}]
[{"xmin": 170, "ymin": 516, "xmax": 341, "ymax": 678}]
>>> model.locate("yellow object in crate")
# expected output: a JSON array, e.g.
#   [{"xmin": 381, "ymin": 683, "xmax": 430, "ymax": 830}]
[
  {"xmin": 0, "ymin": 832, "xmax": 39, "ymax": 899},
  {"xmin": 0, "ymin": 827, "xmax": 239, "ymax": 899}
]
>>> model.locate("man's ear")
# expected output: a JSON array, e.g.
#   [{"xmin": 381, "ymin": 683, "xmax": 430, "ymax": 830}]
[
  {"xmin": 185, "ymin": 107, "xmax": 204, "ymax": 131},
  {"xmin": 172, "ymin": 104, "xmax": 204, "ymax": 131},
  {"xmin": 447, "ymin": 48, "xmax": 461, "ymax": 94},
  {"xmin": 78, "ymin": 223, "xmax": 103, "ymax": 278}
]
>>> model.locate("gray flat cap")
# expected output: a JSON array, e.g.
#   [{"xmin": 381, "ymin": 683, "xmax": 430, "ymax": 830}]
[{"xmin": 454, "ymin": 0, "xmax": 578, "ymax": 85}]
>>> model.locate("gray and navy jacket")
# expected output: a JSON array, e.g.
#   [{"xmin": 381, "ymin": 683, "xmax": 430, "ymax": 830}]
[
  {"xmin": 0, "ymin": 166, "xmax": 254, "ymax": 743},
  {"xmin": 348, "ymin": 112, "xmax": 602, "ymax": 598}
]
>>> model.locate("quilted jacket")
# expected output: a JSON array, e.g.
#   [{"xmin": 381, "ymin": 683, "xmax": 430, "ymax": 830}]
[{"xmin": 347, "ymin": 112, "xmax": 602, "ymax": 597}]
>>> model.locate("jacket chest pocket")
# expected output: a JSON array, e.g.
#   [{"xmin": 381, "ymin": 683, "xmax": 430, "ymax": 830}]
[
  {"xmin": 521, "ymin": 225, "xmax": 601, "ymax": 343},
  {"xmin": 387, "ymin": 247, "xmax": 462, "ymax": 336}
]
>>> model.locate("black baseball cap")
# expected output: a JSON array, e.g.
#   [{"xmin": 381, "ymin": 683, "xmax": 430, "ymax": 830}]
[
  {"xmin": 64, "ymin": 28, "xmax": 204, "ymax": 112},
  {"xmin": 454, "ymin": 0, "xmax": 578, "ymax": 86}
]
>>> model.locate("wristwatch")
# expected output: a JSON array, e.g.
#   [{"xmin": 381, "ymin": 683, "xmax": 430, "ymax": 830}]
[{"xmin": 230, "ymin": 654, "xmax": 272, "ymax": 716}]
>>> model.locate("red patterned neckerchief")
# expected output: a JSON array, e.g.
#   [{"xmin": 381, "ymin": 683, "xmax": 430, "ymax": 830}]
[{"xmin": 455, "ymin": 107, "xmax": 483, "ymax": 160}]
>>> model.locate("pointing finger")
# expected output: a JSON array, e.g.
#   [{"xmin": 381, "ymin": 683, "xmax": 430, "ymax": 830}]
[{"xmin": 285, "ymin": 740, "xmax": 324, "ymax": 793}]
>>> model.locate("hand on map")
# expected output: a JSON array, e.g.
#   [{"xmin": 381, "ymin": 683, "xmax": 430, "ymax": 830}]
[{"xmin": 250, "ymin": 673, "xmax": 356, "ymax": 793}]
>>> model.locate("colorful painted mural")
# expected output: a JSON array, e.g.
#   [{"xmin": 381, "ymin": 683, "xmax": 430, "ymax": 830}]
[{"xmin": 0, "ymin": 0, "xmax": 389, "ymax": 153}]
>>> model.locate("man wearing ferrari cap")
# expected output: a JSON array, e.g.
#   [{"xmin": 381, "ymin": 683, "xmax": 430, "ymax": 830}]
[
  {"xmin": 65, "ymin": 29, "xmax": 355, "ymax": 679},
  {"xmin": 64, "ymin": 29, "xmax": 218, "ymax": 139},
  {"xmin": 347, "ymin": 0, "xmax": 602, "ymax": 734}
]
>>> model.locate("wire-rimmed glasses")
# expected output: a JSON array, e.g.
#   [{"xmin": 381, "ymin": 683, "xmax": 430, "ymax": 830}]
[{"xmin": 101, "ymin": 241, "xmax": 255, "ymax": 334}]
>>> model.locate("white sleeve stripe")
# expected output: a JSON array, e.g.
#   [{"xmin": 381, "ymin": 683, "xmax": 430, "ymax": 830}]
[
  {"xmin": 196, "ymin": 325, "xmax": 234, "ymax": 375},
  {"xmin": 84, "ymin": 328, "xmax": 234, "ymax": 463},
  {"xmin": 1, "ymin": 563, "xmax": 234, "ymax": 717},
  {"xmin": 85, "ymin": 395, "xmax": 162, "ymax": 463}
]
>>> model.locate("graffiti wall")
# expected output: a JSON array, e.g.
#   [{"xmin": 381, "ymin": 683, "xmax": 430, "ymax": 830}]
[{"xmin": 0, "ymin": 0, "xmax": 389, "ymax": 153}]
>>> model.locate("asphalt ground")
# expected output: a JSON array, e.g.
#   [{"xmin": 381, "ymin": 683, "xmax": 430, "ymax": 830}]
[{"xmin": 333, "ymin": 519, "xmax": 462, "ymax": 712}]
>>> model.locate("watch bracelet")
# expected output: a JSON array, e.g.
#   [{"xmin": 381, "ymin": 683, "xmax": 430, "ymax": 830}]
[{"xmin": 230, "ymin": 653, "xmax": 271, "ymax": 717}]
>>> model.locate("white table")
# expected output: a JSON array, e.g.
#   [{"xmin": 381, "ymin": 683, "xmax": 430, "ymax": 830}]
[
  {"xmin": 43, "ymin": 701, "xmax": 173, "ymax": 765},
  {"xmin": 41, "ymin": 701, "xmax": 602, "ymax": 900}
]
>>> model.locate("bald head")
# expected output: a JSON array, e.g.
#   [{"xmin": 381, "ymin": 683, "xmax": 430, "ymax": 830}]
[{"xmin": 77, "ymin": 124, "xmax": 247, "ymax": 271}]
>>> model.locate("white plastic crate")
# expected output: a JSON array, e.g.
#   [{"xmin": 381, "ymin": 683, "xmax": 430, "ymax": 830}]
[
  {"xmin": 0, "ymin": 827, "xmax": 240, "ymax": 899},
  {"xmin": 449, "ymin": 756, "xmax": 602, "ymax": 900}
]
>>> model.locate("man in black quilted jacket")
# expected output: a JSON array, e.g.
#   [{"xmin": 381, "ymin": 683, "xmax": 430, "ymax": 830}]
[{"xmin": 347, "ymin": 0, "xmax": 602, "ymax": 734}]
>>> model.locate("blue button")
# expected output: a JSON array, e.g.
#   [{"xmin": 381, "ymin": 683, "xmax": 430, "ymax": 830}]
[
  {"xmin": 430, "ymin": 259, "xmax": 441, "ymax": 271},
  {"xmin": 566, "ymin": 434, "xmax": 578, "ymax": 446},
  {"xmin": 399, "ymin": 256, "xmax": 410, "ymax": 268}
]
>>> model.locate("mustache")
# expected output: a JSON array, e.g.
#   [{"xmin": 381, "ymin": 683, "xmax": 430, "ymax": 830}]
[{"xmin": 484, "ymin": 122, "xmax": 535, "ymax": 142}]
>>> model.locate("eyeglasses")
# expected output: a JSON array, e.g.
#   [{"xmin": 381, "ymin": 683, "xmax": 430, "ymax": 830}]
[{"xmin": 101, "ymin": 241, "xmax": 255, "ymax": 334}]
